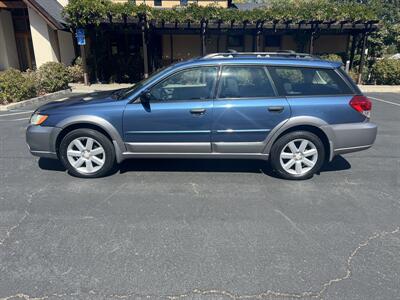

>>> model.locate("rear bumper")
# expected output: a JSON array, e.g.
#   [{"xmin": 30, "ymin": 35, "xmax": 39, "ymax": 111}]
[
  {"xmin": 325, "ymin": 122, "xmax": 377, "ymax": 157},
  {"xmin": 26, "ymin": 125, "xmax": 61, "ymax": 159}
]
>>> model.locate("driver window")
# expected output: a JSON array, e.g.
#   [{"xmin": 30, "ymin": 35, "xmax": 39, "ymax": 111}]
[{"xmin": 149, "ymin": 67, "xmax": 218, "ymax": 102}]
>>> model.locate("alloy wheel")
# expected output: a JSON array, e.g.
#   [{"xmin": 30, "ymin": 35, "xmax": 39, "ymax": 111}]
[
  {"xmin": 66, "ymin": 137, "xmax": 106, "ymax": 174},
  {"xmin": 279, "ymin": 138, "xmax": 318, "ymax": 176}
]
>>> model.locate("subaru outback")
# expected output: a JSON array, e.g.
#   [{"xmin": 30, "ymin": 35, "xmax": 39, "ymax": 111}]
[{"xmin": 26, "ymin": 52, "xmax": 377, "ymax": 180}]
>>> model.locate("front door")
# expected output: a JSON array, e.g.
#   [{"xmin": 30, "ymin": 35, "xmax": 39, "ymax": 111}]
[
  {"xmin": 123, "ymin": 66, "xmax": 219, "ymax": 153},
  {"xmin": 212, "ymin": 65, "xmax": 291, "ymax": 153}
]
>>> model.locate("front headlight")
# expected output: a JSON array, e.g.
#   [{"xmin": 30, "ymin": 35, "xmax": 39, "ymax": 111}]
[{"xmin": 30, "ymin": 113, "xmax": 48, "ymax": 125}]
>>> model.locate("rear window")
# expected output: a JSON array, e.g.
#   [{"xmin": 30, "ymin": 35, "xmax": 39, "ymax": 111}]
[{"xmin": 268, "ymin": 66, "xmax": 353, "ymax": 96}]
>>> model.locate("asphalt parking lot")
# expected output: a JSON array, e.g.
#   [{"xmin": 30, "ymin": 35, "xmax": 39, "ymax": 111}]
[{"xmin": 0, "ymin": 92, "xmax": 399, "ymax": 300}]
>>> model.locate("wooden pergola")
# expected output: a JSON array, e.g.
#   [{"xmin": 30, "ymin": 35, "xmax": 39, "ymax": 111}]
[{"xmin": 81, "ymin": 16, "xmax": 379, "ymax": 84}]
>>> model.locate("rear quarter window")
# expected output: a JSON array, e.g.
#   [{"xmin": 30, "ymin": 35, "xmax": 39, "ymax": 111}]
[{"xmin": 268, "ymin": 66, "xmax": 354, "ymax": 96}]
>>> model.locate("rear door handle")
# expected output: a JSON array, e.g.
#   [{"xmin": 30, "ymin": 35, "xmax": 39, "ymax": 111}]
[
  {"xmin": 268, "ymin": 106, "xmax": 284, "ymax": 112},
  {"xmin": 190, "ymin": 108, "xmax": 206, "ymax": 115}
]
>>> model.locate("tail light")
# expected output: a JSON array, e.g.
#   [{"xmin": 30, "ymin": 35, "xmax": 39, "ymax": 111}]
[{"xmin": 349, "ymin": 95, "xmax": 372, "ymax": 118}]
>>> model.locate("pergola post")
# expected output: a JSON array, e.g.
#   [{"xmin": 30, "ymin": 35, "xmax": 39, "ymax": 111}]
[
  {"xmin": 141, "ymin": 19, "xmax": 149, "ymax": 79},
  {"xmin": 93, "ymin": 27, "xmax": 100, "ymax": 83},
  {"xmin": 309, "ymin": 28, "xmax": 317, "ymax": 55},
  {"xmin": 357, "ymin": 31, "xmax": 368, "ymax": 84},
  {"xmin": 349, "ymin": 34, "xmax": 357, "ymax": 70},
  {"xmin": 255, "ymin": 21, "xmax": 262, "ymax": 52},
  {"xmin": 201, "ymin": 19, "xmax": 207, "ymax": 56},
  {"xmin": 216, "ymin": 21, "xmax": 221, "ymax": 52},
  {"xmin": 80, "ymin": 44, "xmax": 89, "ymax": 86},
  {"xmin": 169, "ymin": 33, "xmax": 173, "ymax": 64}
]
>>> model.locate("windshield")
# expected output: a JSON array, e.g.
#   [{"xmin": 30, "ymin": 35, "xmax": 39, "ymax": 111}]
[{"xmin": 116, "ymin": 65, "xmax": 173, "ymax": 100}]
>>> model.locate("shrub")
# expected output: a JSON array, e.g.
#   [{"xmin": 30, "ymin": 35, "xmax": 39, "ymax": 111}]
[
  {"xmin": 320, "ymin": 54, "xmax": 343, "ymax": 63},
  {"xmin": 371, "ymin": 58, "xmax": 400, "ymax": 85},
  {"xmin": 37, "ymin": 62, "xmax": 71, "ymax": 93},
  {"xmin": 0, "ymin": 69, "xmax": 37, "ymax": 105},
  {"xmin": 67, "ymin": 64, "xmax": 84, "ymax": 83},
  {"xmin": 348, "ymin": 70, "xmax": 359, "ymax": 83}
]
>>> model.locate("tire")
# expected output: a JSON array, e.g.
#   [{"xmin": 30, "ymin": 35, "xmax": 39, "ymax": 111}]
[
  {"xmin": 59, "ymin": 128, "xmax": 116, "ymax": 178},
  {"xmin": 270, "ymin": 131, "xmax": 325, "ymax": 180}
]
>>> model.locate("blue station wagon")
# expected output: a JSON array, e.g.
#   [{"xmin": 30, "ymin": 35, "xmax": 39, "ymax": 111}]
[{"xmin": 26, "ymin": 52, "xmax": 377, "ymax": 179}]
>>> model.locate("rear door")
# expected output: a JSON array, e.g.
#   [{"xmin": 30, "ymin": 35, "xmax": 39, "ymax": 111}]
[
  {"xmin": 267, "ymin": 66, "xmax": 364, "ymax": 124},
  {"xmin": 212, "ymin": 65, "xmax": 291, "ymax": 153}
]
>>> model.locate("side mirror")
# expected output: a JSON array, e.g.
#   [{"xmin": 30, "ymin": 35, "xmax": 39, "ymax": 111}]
[{"xmin": 140, "ymin": 90, "xmax": 152, "ymax": 103}]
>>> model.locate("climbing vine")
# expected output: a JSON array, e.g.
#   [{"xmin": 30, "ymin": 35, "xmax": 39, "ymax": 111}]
[{"xmin": 63, "ymin": 0, "xmax": 378, "ymax": 28}]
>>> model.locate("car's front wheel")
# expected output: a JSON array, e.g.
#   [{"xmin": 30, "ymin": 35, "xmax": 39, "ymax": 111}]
[
  {"xmin": 270, "ymin": 131, "xmax": 325, "ymax": 180},
  {"xmin": 59, "ymin": 129, "xmax": 116, "ymax": 178}
]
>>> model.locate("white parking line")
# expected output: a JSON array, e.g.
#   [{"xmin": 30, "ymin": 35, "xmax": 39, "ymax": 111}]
[
  {"xmin": 0, "ymin": 117, "xmax": 30, "ymax": 122},
  {"xmin": 0, "ymin": 110, "xmax": 33, "ymax": 117},
  {"xmin": 369, "ymin": 96, "xmax": 400, "ymax": 107},
  {"xmin": 11, "ymin": 117, "xmax": 30, "ymax": 121}
]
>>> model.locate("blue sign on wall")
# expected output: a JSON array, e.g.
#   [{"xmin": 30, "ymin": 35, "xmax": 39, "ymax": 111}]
[{"xmin": 76, "ymin": 28, "xmax": 86, "ymax": 46}]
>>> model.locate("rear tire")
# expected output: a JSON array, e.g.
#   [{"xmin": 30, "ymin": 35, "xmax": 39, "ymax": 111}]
[
  {"xmin": 270, "ymin": 131, "xmax": 325, "ymax": 180},
  {"xmin": 59, "ymin": 129, "xmax": 116, "ymax": 178}
]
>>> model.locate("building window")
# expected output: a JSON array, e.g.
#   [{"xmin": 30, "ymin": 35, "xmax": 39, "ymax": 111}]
[
  {"xmin": 265, "ymin": 36, "xmax": 281, "ymax": 48},
  {"xmin": 180, "ymin": 0, "xmax": 188, "ymax": 6},
  {"xmin": 154, "ymin": 0, "xmax": 162, "ymax": 6},
  {"xmin": 227, "ymin": 35, "xmax": 244, "ymax": 48}
]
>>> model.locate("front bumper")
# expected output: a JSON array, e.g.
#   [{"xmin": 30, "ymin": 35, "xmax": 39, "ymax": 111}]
[
  {"xmin": 26, "ymin": 125, "xmax": 62, "ymax": 159},
  {"xmin": 325, "ymin": 122, "xmax": 378, "ymax": 157}
]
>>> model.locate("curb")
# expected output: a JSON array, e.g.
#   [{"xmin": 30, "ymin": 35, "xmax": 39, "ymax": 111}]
[
  {"xmin": 0, "ymin": 89, "xmax": 72, "ymax": 111},
  {"xmin": 71, "ymin": 89, "xmax": 98, "ymax": 93}
]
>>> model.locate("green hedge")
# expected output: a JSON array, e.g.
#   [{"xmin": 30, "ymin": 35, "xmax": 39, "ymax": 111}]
[
  {"xmin": 0, "ymin": 61, "xmax": 83, "ymax": 105},
  {"xmin": 0, "ymin": 69, "xmax": 37, "ymax": 105},
  {"xmin": 371, "ymin": 58, "xmax": 400, "ymax": 85},
  {"xmin": 63, "ymin": 0, "xmax": 378, "ymax": 27},
  {"xmin": 37, "ymin": 62, "xmax": 72, "ymax": 93},
  {"xmin": 320, "ymin": 54, "xmax": 344, "ymax": 63}
]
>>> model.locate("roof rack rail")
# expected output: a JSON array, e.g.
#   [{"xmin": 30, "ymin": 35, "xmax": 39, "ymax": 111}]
[{"xmin": 203, "ymin": 51, "xmax": 316, "ymax": 59}]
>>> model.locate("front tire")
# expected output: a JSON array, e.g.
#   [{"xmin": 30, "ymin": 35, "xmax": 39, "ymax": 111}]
[
  {"xmin": 270, "ymin": 131, "xmax": 325, "ymax": 180},
  {"xmin": 59, "ymin": 129, "xmax": 116, "ymax": 178}
]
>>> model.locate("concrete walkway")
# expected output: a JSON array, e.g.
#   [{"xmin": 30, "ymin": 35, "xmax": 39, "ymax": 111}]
[
  {"xmin": 358, "ymin": 85, "xmax": 400, "ymax": 93},
  {"xmin": 69, "ymin": 83, "xmax": 133, "ymax": 93}
]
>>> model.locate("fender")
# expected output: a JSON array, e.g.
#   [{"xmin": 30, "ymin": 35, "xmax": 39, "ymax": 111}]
[
  {"xmin": 262, "ymin": 116, "xmax": 336, "ymax": 161},
  {"xmin": 55, "ymin": 115, "xmax": 126, "ymax": 162}
]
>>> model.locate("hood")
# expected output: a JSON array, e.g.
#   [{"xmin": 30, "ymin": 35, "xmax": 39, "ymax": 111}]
[{"xmin": 37, "ymin": 90, "xmax": 123, "ymax": 113}]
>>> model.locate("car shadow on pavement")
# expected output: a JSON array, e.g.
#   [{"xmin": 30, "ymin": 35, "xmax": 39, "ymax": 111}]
[
  {"xmin": 119, "ymin": 155, "xmax": 351, "ymax": 176},
  {"xmin": 320, "ymin": 155, "xmax": 351, "ymax": 173},
  {"xmin": 38, "ymin": 157, "xmax": 66, "ymax": 171},
  {"xmin": 38, "ymin": 155, "xmax": 350, "ymax": 177}
]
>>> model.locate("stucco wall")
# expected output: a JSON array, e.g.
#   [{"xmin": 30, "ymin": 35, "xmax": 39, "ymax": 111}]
[
  {"xmin": 0, "ymin": 10, "xmax": 19, "ymax": 70},
  {"xmin": 58, "ymin": 30, "xmax": 76, "ymax": 65},
  {"xmin": 264, "ymin": 34, "xmax": 349, "ymax": 54},
  {"xmin": 160, "ymin": 33, "xmax": 351, "ymax": 63},
  {"xmin": 28, "ymin": 7, "xmax": 59, "ymax": 67},
  {"xmin": 314, "ymin": 35, "xmax": 349, "ymax": 54},
  {"xmin": 162, "ymin": 34, "xmax": 201, "ymax": 61},
  {"xmin": 56, "ymin": 0, "xmax": 69, "ymax": 6}
]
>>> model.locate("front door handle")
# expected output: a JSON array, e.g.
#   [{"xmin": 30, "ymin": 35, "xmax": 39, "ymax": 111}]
[
  {"xmin": 190, "ymin": 108, "xmax": 206, "ymax": 115},
  {"xmin": 268, "ymin": 106, "xmax": 284, "ymax": 113}
]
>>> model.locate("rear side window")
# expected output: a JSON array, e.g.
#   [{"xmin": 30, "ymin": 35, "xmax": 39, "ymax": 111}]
[
  {"xmin": 268, "ymin": 66, "xmax": 353, "ymax": 96},
  {"xmin": 218, "ymin": 66, "xmax": 276, "ymax": 99}
]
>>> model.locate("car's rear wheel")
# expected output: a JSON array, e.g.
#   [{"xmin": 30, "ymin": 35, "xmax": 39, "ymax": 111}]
[
  {"xmin": 270, "ymin": 131, "xmax": 325, "ymax": 180},
  {"xmin": 59, "ymin": 129, "xmax": 115, "ymax": 178}
]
